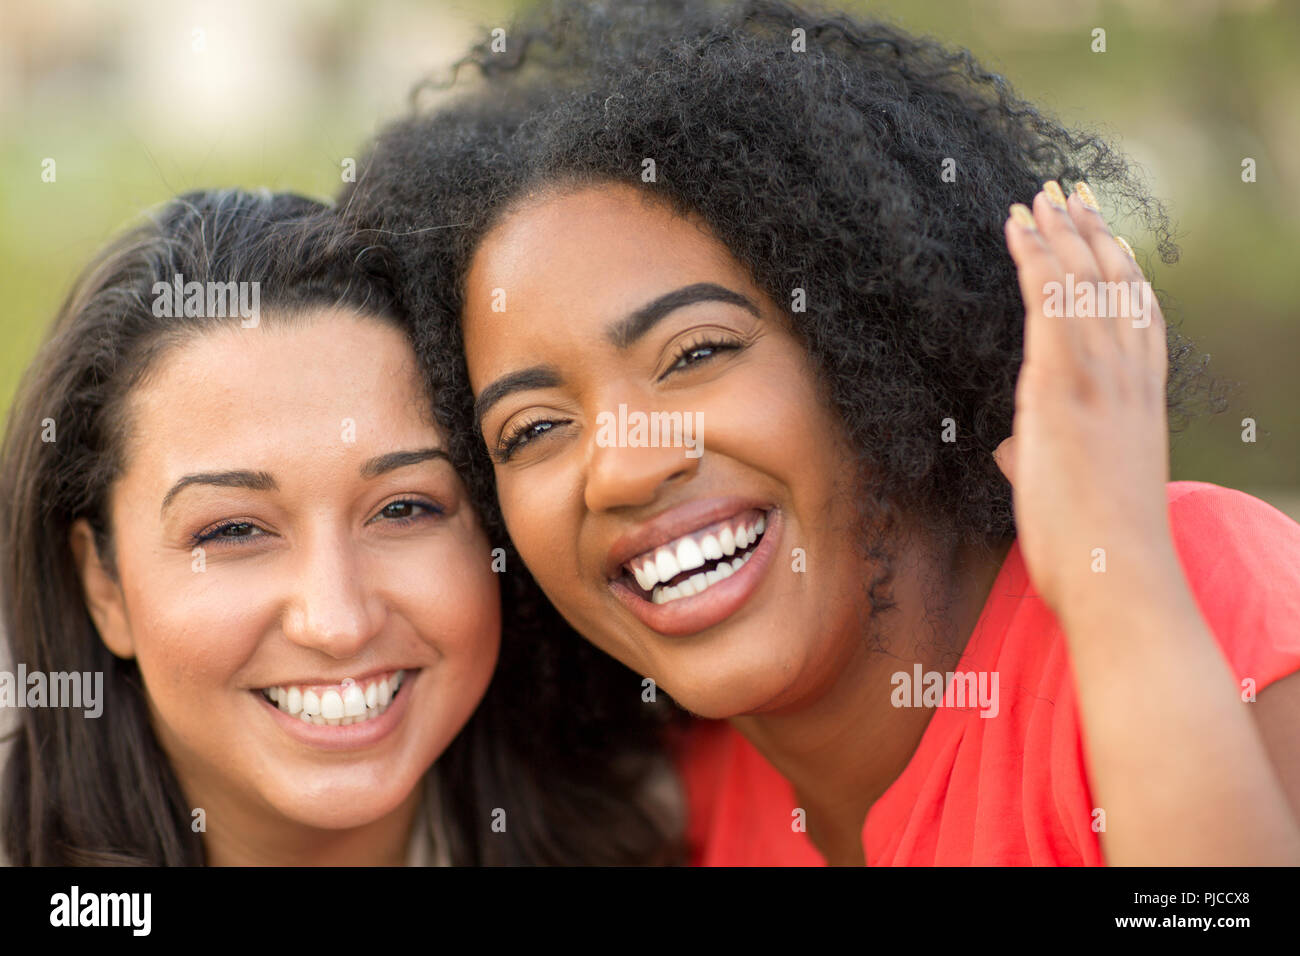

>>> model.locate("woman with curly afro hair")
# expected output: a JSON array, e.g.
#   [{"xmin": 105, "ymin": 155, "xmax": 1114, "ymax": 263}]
[{"xmin": 343, "ymin": 0, "xmax": 1300, "ymax": 865}]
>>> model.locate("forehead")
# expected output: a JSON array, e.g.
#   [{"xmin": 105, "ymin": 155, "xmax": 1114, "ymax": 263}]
[
  {"xmin": 121, "ymin": 310, "xmax": 429, "ymax": 475},
  {"xmin": 462, "ymin": 182, "xmax": 762, "ymax": 369}
]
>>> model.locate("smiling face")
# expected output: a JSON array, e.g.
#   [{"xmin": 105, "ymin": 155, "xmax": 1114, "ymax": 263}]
[
  {"xmin": 463, "ymin": 183, "xmax": 878, "ymax": 719},
  {"xmin": 75, "ymin": 308, "xmax": 499, "ymax": 839}
]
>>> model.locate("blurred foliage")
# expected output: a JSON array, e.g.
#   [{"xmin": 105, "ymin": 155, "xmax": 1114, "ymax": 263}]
[{"xmin": 1, "ymin": 0, "xmax": 1296, "ymax": 515}]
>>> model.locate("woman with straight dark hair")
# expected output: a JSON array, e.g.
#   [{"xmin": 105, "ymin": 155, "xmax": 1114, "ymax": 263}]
[{"xmin": 0, "ymin": 188, "xmax": 679, "ymax": 865}]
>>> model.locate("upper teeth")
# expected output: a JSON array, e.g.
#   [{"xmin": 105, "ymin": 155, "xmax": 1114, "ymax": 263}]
[
  {"xmin": 626, "ymin": 510, "xmax": 767, "ymax": 597},
  {"xmin": 262, "ymin": 670, "xmax": 405, "ymax": 727}
]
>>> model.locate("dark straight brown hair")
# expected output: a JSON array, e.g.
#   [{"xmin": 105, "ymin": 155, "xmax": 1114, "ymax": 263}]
[{"xmin": 0, "ymin": 188, "xmax": 681, "ymax": 865}]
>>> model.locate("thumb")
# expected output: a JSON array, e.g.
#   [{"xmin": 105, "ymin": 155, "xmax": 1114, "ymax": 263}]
[{"xmin": 993, "ymin": 437, "xmax": 1016, "ymax": 486}]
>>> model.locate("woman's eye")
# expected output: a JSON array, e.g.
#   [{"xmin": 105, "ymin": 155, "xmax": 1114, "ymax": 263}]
[
  {"xmin": 665, "ymin": 339, "xmax": 741, "ymax": 375},
  {"xmin": 499, "ymin": 419, "xmax": 566, "ymax": 461},
  {"xmin": 195, "ymin": 521, "xmax": 263, "ymax": 545},
  {"xmin": 373, "ymin": 500, "xmax": 442, "ymax": 524}
]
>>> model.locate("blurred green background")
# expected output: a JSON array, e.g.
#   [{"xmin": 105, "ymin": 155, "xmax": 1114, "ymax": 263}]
[{"xmin": 1, "ymin": 0, "xmax": 1297, "ymax": 515}]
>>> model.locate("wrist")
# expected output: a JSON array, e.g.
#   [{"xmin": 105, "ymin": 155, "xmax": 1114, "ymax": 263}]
[{"xmin": 1054, "ymin": 534, "xmax": 1192, "ymax": 635}]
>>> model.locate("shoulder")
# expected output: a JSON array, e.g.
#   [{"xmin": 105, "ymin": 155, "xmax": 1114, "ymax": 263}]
[{"xmin": 1165, "ymin": 481, "xmax": 1300, "ymax": 691}]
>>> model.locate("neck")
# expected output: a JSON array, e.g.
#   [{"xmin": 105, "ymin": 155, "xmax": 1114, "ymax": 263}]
[{"xmin": 730, "ymin": 534, "xmax": 1012, "ymax": 865}]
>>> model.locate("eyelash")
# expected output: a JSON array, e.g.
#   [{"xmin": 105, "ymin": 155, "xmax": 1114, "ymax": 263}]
[
  {"xmin": 189, "ymin": 499, "xmax": 443, "ymax": 547},
  {"xmin": 495, "ymin": 334, "xmax": 744, "ymax": 461},
  {"xmin": 660, "ymin": 334, "xmax": 744, "ymax": 378}
]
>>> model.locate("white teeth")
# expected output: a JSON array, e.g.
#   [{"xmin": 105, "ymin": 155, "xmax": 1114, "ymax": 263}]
[
  {"xmin": 675, "ymin": 537, "xmax": 705, "ymax": 573},
  {"xmin": 654, "ymin": 547, "xmax": 680, "ymax": 582},
  {"xmin": 625, "ymin": 511, "xmax": 774, "ymax": 590},
  {"xmin": 700, "ymin": 534, "xmax": 723, "ymax": 561},
  {"xmin": 632, "ymin": 563, "xmax": 654, "ymax": 591},
  {"xmin": 647, "ymin": 549, "xmax": 754, "ymax": 605},
  {"xmin": 321, "ymin": 689, "xmax": 344, "ymax": 720},
  {"xmin": 342, "ymin": 682, "xmax": 367, "ymax": 718},
  {"xmin": 271, "ymin": 673, "xmax": 404, "ymax": 727},
  {"xmin": 641, "ymin": 559, "xmax": 659, "ymax": 588},
  {"xmin": 631, "ymin": 511, "xmax": 771, "ymax": 605}
]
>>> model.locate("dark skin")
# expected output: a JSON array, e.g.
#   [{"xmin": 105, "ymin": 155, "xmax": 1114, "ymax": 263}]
[
  {"xmin": 464, "ymin": 181, "xmax": 1300, "ymax": 865},
  {"xmin": 462, "ymin": 182, "xmax": 1010, "ymax": 864}
]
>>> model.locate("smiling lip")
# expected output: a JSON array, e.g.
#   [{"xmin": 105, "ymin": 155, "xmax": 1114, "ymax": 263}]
[
  {"xmin": 255, "ymin": 669, "xmax": 418, "ymax": 752},
  {"xmin": 609, "ymin": 506, "xmax": 781, "ymax": 637},
  {"xmin": 604, "ymin": 497, "xmax": 775, "ymax": 580}
]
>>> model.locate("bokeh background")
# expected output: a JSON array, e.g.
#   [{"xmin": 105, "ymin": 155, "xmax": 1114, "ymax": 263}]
[{"xmin": 1, "ymin": 0, "xmax": 1297, "ymax": 515}]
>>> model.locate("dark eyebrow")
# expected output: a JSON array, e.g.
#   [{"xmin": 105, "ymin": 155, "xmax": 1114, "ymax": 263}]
[
  {"xmin": 472, "ymin": 284, "xmax": 759, "ymax": 430},
  {"xmin": 359, "ymin": 447, "xmax": 450, "ymax": 479},
  {"xmin": 161, "ymin": 470, "xmax": 276, "ymax": 515},
  {"xmin": 161, "ymin": 449, "xmax": 450, "ymax": 515},
  {"xmin": 473, "ymin": 365, "xmax": 563, "ymax": 432},
  {"xmin": 606, "ymin": 282, "xmax": 760, "ymax": 349}
]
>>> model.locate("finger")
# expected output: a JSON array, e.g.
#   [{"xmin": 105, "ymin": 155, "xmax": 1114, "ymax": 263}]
[
  {"xmin": 1004, "ymin": 205, "xmax": 1078, "ymax": 372},
  {"xmin": 1031, "ymin": 181, "xmax": 1121, "ymax": 357},
  {"xmin": 1067, "ymin": 183, "xmax": 1167, "ymax": 367},
  {"xmin": 1033, "ymin": 181, "xmax": 1102, "ymax": 281}
]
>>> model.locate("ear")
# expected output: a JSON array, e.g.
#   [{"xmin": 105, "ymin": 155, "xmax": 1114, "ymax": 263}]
[{"xmin": 69, "ymin": 518, "xmax": 135, "ymax": 659}]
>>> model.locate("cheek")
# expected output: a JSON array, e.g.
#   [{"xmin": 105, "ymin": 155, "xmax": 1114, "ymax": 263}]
[
  {"xmin": 389, "ymin": 522, "xmax": 502, "ymax": 667},
  {"xmin": 117, "ymin": 546, "xmax": 265, "ymax": 704}
]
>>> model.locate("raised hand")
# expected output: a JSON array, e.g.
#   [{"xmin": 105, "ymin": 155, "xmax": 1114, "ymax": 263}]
[{"xmin": 995, "ymin": 180, "xmax": 1176, "ymax": 619}]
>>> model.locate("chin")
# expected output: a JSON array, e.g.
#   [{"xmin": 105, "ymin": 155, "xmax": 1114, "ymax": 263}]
[
  {"xmin": 270, "ymin": 772, "xmax": 424, "ymax": 831},
  {"xmin": 666, "ymin": 667, "xmax": 793, "ymax": 721}
]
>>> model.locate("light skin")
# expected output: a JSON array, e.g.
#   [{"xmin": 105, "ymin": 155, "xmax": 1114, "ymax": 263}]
[
  {"xmin": 463, "ymin": 180, "xmax": 1300, "ymax": 865},
  {"xmin": 71, "ymin": 309, "xmax": 500, "ymax": 866}
]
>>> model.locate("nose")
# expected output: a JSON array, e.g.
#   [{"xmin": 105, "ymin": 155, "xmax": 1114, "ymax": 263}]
[
  {"xmin": 583, "ymin": 404, "xmax": 703, "ymax": 513},
  {"xmin": 281, "ymin": 529, "xmax": 384, "ymax": 658}
]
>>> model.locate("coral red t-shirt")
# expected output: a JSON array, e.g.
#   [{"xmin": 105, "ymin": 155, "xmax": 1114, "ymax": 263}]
[{"xmin": 673, "ymin": 482, "xmax": 1300, "ymax": 865}]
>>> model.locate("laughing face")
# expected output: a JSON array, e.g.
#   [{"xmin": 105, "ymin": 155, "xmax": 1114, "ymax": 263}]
[
  {"xmin": 72, "ymin": 309, "xmax": 500, "ymax": 857},
  {"xmin": 463, "ymin": 183, "xmax": 880, "ymax": 720}
]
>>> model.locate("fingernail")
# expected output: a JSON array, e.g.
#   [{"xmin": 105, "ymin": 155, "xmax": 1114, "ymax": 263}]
[
  {"xmin": 1043, "ymin": 180, "xmax": 1068, "ymax": 211},
  {"xmin": 1009, "ymin": 203, "xmax": 1037, "ymax": 230},
  {"xmin": 1074, "ymin": 181, "xmax": 1101, "ymax": 212},
  {"xmin": 1115, "ymin": 235, "xmax": 1136, "ymax": 260}
]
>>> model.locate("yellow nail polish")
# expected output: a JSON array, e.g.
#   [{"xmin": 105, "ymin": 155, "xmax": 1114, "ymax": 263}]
[
  {"xmin": 1074, "ymin": 181, "xmax": 1101, "ymax": 212},
  {"xmin": 1115, "ymin": 235, "xmax": 1136, "ymax": 260},
  {"xmin": 1010, "ymin": 203, "xmax": 1037, "ymax": 230},
  {"xmin": 1043, "ymin": 180, "xmax": 1068, "ymax": 211}
]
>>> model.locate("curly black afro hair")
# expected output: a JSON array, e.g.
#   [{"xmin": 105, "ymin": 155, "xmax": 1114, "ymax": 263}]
[{"xmin": 342, "ymin": 0, "xmax": 1218, "ymax": 633}]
